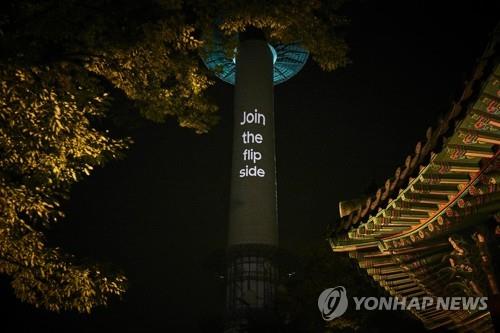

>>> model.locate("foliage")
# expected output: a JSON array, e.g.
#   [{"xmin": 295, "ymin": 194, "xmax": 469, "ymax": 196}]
[
  {"xmin": 276, "ymin": 243, "xmax": 424, "ymax": 332},
  {"xmin": 195, "ymin": 0, "xmax": 350, "ymax": 71},
  {"xmin": 0, "ymin": 0, "xmax": 350, "ymax": 312},
  {"xmin": 0, "ymin": 65, "xmax": 128, "ymax": 312}
]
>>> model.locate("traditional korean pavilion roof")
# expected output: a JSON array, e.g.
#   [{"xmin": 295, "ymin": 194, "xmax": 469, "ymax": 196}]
[{"xmin": 328, "ymin": 27, "xmax": 500, "ymax": 331}]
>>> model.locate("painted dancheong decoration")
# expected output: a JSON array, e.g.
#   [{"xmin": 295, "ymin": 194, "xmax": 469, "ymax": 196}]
[{"xmin": 329, "ymin": 28, "xmax": 500, "ymax": 332}]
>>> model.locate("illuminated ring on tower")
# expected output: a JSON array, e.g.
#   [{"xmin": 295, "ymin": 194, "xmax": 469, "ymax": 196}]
[{"xmin": 202, "ymin": 41, "xmax": 309, "ymax": 86}]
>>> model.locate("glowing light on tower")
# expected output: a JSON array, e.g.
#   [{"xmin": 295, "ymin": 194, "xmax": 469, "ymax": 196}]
[{"xmin": 202, "ymin": 29, "xmax": 308, "ymax": 328}]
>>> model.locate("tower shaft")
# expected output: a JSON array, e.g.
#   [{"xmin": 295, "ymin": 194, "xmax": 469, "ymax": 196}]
[
  {"xmin": 225, "ymin": 37, "xmax": 279, "ymax": 326},
  {"xmin": 201, "ymin": 25, "xmax": 308, "ymax": 331},
  {"xmin": 228, "ymin": 38, "xmax": 278, "ymax": 247}
]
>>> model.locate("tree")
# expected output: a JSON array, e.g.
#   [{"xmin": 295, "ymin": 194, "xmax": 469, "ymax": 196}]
[
  {"xmin": 276, "ymin": 243, "xmax": 426, "ymax": 332},
  {"xmin": 0, "ymin": 0, "xmax": 349, "ymax": 312},
  {"xmin": 0, "ymin": 65, "xmax": 128, "ymax": 312}
]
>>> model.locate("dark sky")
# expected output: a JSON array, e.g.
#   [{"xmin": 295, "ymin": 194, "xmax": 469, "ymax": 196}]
[{"xmin": 1, "ymin": 1, "xmax": 498, "ymax": 332}]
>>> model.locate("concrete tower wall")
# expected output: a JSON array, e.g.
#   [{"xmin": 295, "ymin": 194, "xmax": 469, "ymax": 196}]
[{"xmin": 228, "ymin": 38, "xmax": 278, "ymax": 247}]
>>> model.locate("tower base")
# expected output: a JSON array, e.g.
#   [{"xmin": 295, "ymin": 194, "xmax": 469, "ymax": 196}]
[{"xmin": 224, "ymin": 244, "xmax": 280, "ymax": 332}]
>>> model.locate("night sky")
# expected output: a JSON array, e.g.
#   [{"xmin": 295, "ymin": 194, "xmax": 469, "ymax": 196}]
[{"xmin": 1, "ymin": 1, "xmax": 498, "ymax": 332}]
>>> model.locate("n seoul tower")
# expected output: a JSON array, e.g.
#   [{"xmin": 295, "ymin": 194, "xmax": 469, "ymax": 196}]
[{"xmin": 203, "ymin": 27, "xmax": 308, "ymax": 328}]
